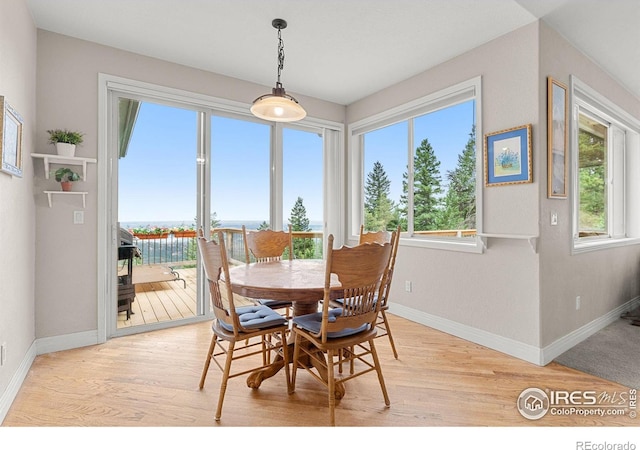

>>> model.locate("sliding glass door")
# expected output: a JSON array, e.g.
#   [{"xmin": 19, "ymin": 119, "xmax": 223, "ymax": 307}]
[
  {"xmin": 116, "ymin": 97, "xmax": 202, "ymax": 331},
  {"xmin": 102, "ymin": 75, "xmax": 341, "ymax": 340}
]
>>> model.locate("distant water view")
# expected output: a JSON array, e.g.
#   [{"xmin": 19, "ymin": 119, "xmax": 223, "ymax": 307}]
[{"xmin": 120, "ymin": 220, "xmax": 323, "ymax": 231}]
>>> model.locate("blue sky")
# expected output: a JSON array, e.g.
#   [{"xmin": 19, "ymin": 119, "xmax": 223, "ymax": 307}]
[
  {"xmin": 119, "ymin": 100, "xmax": 473, "ymax": 226},
  {"xmin": 364, "ymin": 100, "xmax": 475, "ymax": 203}
]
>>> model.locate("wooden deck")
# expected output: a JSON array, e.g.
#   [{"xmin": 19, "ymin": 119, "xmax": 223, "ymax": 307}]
[
  {"xmin": 117, "ymin": 266, "xmax": 254, "ymax": 329},
  {"xmin": 117, "ymin": 267, "xmax": 199, "ymax": 329}
]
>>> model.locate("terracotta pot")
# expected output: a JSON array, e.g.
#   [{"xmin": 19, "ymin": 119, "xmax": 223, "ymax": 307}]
[
  {"xmin": 60, "ymin": 181, "xmax": 73, "ymax": 192},
  {"xmin": 172, "ymin": 231, "xmax": 197, "ymax": 238},
  {"xmin": 134, "ymin": 233, "xmax": 165, "ymax": 240}
]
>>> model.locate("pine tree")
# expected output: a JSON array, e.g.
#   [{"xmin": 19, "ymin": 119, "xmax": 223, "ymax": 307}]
[
  {"xmin": 401, "ymin": 138, "xmax": 443, "ymax": 231},
  {"xmin": 288, "ymin": 197, "xmax": 314, "ymax": 258},
  {"xmin": 441, "ymin": 126, "xmax": 476, "ymax": 230},
  {"xmin": 578, "ymin": 127, "xmax": 606, "ymax": 230},
  {"xmin": 364, "ymin": 161, "xmax": 395, "ymax": 231},
  {"xmin": 210, "ymin": 212, "xmax": 221, "ymax": 229}
]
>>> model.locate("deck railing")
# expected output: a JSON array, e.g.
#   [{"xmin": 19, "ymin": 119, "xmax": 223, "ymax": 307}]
[
  {"xmin": 130, "ymin": 227, "xmax": 476, "ymax": 266},
  {"xmin": 131, "ymin": 228, "xmax": 324, "ymax": 266}
]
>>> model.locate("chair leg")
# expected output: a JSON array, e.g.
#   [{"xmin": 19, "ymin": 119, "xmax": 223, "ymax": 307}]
[
  {"xmin": 262, "ymin": 337, "xmax": 268, "ymax": 365},
  {"xmin": 380, "ymin": 310, "xmax": 399, "ymax": 359},
  {"xmin": 349, "ymin": 345, "xmax": 355, "ymax": 374},
  {"xmin": 289, "ymin": 332, "xmax": 301, "ymax": 394},
  {"xmin": 369, "ymin": 339, "xmax": 390, "ymax": 407},
  {"xmin": 280, "ymin": 330, "xmax": 291, "ymax": 392},
  {"xmin": 327, "ymin": 349, "xmax": 336, "ymax": 426},
  {"xmin": 199, "ymin": 335, "xmax": 217, "ymax": 389},
  {"xmin": 215, "ymin": 340, "xmax": 235, "ymax": 421}
]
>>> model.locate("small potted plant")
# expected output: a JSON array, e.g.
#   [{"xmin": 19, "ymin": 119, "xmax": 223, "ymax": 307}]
[
  {"xmin": 54, "ymin": 167, "xmax": 80, "ymax": 191},
  {"xmin": 47, "ymin": 129, "xmax": 84, "ymax": 157}
]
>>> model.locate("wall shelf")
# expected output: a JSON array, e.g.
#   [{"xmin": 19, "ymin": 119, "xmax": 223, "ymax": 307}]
[
  {"xmin": 31, "ymin": 153, "xmax": 97, "ymax": 181},
  {"xmin": 43, "ymin": 191, "xmax": 88, "ymax": 208},
  {"xmin": 477, "ymin": 233, "xmax": 539, "ymax": 253}
]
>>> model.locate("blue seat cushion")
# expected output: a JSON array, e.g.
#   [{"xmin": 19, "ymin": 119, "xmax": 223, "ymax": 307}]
[
  {"xmin": 219, "ymin": 305, "xmax": 287, "ymax": 332},
  {"xmin": 292, "ymin": 308, "xmax": 368, "ymax": 338},
  {"xmin": 257, "ymin": 298, "xmax": 293, "ymax": 309}
]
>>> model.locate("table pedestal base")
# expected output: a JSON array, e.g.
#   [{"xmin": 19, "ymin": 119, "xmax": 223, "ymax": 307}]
[{"xmin": 246, "ymin": 341, "xmax": 346, "ymax": 400}]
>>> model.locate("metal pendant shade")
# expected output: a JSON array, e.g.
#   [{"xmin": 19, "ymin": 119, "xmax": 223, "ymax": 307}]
[{"xmin": 251, "ymin": 18, "xmax": 306, "ymax": 122}]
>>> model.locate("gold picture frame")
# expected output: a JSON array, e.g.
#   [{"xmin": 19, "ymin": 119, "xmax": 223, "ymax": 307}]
[
  {"xmin": 0, "ymin": 96, "xmax": 24, "ymax": 177},
  {"xmin": 547, "ymin": 77, "xmax": 568, "ymax": 198}
]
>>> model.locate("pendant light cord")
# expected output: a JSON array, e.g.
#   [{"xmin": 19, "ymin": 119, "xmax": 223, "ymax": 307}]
[{"xmin": 276, "ymin": 26, "xmax": 284, "ymax": 89}]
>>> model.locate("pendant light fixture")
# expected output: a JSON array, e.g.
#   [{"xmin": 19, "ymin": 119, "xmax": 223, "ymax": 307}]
[{"xmin": 250, "ymin": 18, "xmax": 306, "ymax": 122}]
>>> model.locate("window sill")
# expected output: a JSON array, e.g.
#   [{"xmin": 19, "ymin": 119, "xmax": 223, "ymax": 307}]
[
  {"xmin": 572, "ymin": 236, "xmax": 640, "ymax": 254},
  {"xmin": 401, "ymin": 236, "xmax": 483, "ymax": 254}
]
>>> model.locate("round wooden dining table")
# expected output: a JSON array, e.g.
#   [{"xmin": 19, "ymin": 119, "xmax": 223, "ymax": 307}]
[
  {"xmin": 227, "ymin": 259, "xmax": 339, "ymax": 316},
  {"xmin": 226, "ymin": 259, "xmax": 344, "ymax": 395}
]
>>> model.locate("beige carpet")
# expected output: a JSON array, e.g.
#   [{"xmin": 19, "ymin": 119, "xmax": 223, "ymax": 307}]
[{"xmin": 554, "ymin": 309, "xmax": 640, "ymax": 388}]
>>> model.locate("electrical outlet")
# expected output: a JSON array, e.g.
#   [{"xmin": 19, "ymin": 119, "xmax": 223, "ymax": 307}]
[
  {"xmin": 551, "ymin": 212, "xmax": 558, "ymax": 226},
  {"xmin": 576, "ymin": 296, "xmax": 581, "ymax": 310},
  {"xmin": 405, "ymin": 280, "xmax": 412, "ymax": 292}
]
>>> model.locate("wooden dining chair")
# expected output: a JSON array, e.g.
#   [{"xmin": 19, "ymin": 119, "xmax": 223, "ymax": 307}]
[
  {"xmin": 374, "ymin": 225, "xmax": 401, "ymax": 359},
  {"xmin": 243, "ymin": 225, "xmax": 294, "ymax": 263},
  {"xmin": 358, "ymin": 224, "xmax": 391, "ymax": 245},
  {"xmin": 335, "ymin": 225, "xmax": 401, "ymax": 359},
  {"xmin": 197, "ymin": 229, "xmax": 290, "ymax": 422},
  {"xmin": 242, "ymin": 225, "xmax": 294, "ymax": 316},
  {"xmin": 289, "ymin": 234, "xmax": 392, "ymax": 426}
]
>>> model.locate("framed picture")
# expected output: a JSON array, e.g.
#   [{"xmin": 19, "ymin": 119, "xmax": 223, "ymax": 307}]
[
  {"xmin": 0, "ymin": 96, "xmax": 24, "ymax": 177},
  {"xmin": 484, "ymin": 124, "xmax": 532, "ymax": 186},
  {"xmin": 547, "ymin": 77, "xmax": 568, "ymax": 198}
]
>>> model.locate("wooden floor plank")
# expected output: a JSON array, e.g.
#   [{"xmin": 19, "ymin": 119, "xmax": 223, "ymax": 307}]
[{"xmin": 3, "ymin": 314, "xmax": 636, "ymax": 428}]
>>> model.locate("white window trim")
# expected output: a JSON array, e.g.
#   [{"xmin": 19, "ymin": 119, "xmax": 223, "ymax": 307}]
[
  {"xmin": 348, "ymin": 76, "xmax": 483, "ymax": 253},
  {"xmin": 570, "ymin": 75, "xmax": 640, "ymax": 254}
]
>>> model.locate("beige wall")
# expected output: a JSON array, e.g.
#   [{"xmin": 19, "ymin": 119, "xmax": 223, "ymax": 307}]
[
  {"xmin": 347, "ymin": 23, "xmax": 542, "ymax": 347},
  {"xmin": 537, "ymin": 21, "xmax": 640, "ymax": 347},
  {"xmin": 347, "ymin": 20, "xmax": 640, "ymax": 355},
  {"xmin": 34, "ymin": 30, "xmax": 345, "ymax": 339},
  {"xmin": 0, "ymin": 0, "xmax": 37, "ymax": 404}
]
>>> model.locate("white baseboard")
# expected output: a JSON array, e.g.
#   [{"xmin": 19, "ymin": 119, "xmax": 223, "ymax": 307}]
[
  {"xmin": 35, "ymin": 330, "xmax": 99, "ymax": 356},
  {"xmin": 389, "ymin": 296, "xmax": 640, "ymax": 367},
  {"xmin": 540, "ymin": 296, "xmax": 640, "ymax": 365},
  {"xmin": 388, "ymin": 303, "xmax": 543, "ymax": 365},
  {"xmin": 0, "ymin": 341, "xmax": 36, "ymax": 424}
]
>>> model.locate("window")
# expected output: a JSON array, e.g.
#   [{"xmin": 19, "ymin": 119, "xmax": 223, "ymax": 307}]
[
  {"xmin": 211, "ymin": 116, "xmax": 271, "ymax": 227},
  {"xmin": 571, "ymin": 76, "xmax": 640, "ymax": 252},
  {"xmin": 350, "ymin": 77, "xmax": 482, "ymax": 252},
  {"xmin": 577, "ymin": 112, "xmax": 608, "ymax": 237}
]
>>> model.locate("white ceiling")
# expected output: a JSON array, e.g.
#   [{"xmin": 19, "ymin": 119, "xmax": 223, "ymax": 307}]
[{"xmin": 26, "ymin": 0, "xmax": 640, "ymax": 105}]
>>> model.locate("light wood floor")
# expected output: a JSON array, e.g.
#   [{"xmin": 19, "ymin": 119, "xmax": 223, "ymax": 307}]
[{"xmin": 3, "ymin": 312, "xmax": 636, "ymax": 427}]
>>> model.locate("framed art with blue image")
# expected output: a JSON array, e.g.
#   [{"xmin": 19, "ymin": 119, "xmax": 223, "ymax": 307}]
[{"xmin": 484, "ymin": 124, "xmax": 532, "ymax": 186}]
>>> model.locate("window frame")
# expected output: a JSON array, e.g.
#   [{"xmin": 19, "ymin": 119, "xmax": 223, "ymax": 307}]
[
  {"xmin": 348, "ymin": 77, "xmax": 483, "ymax": 253},
  {"xmin": 570, "ymin": 75, "xmax": 640, "ymax": 254}
]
